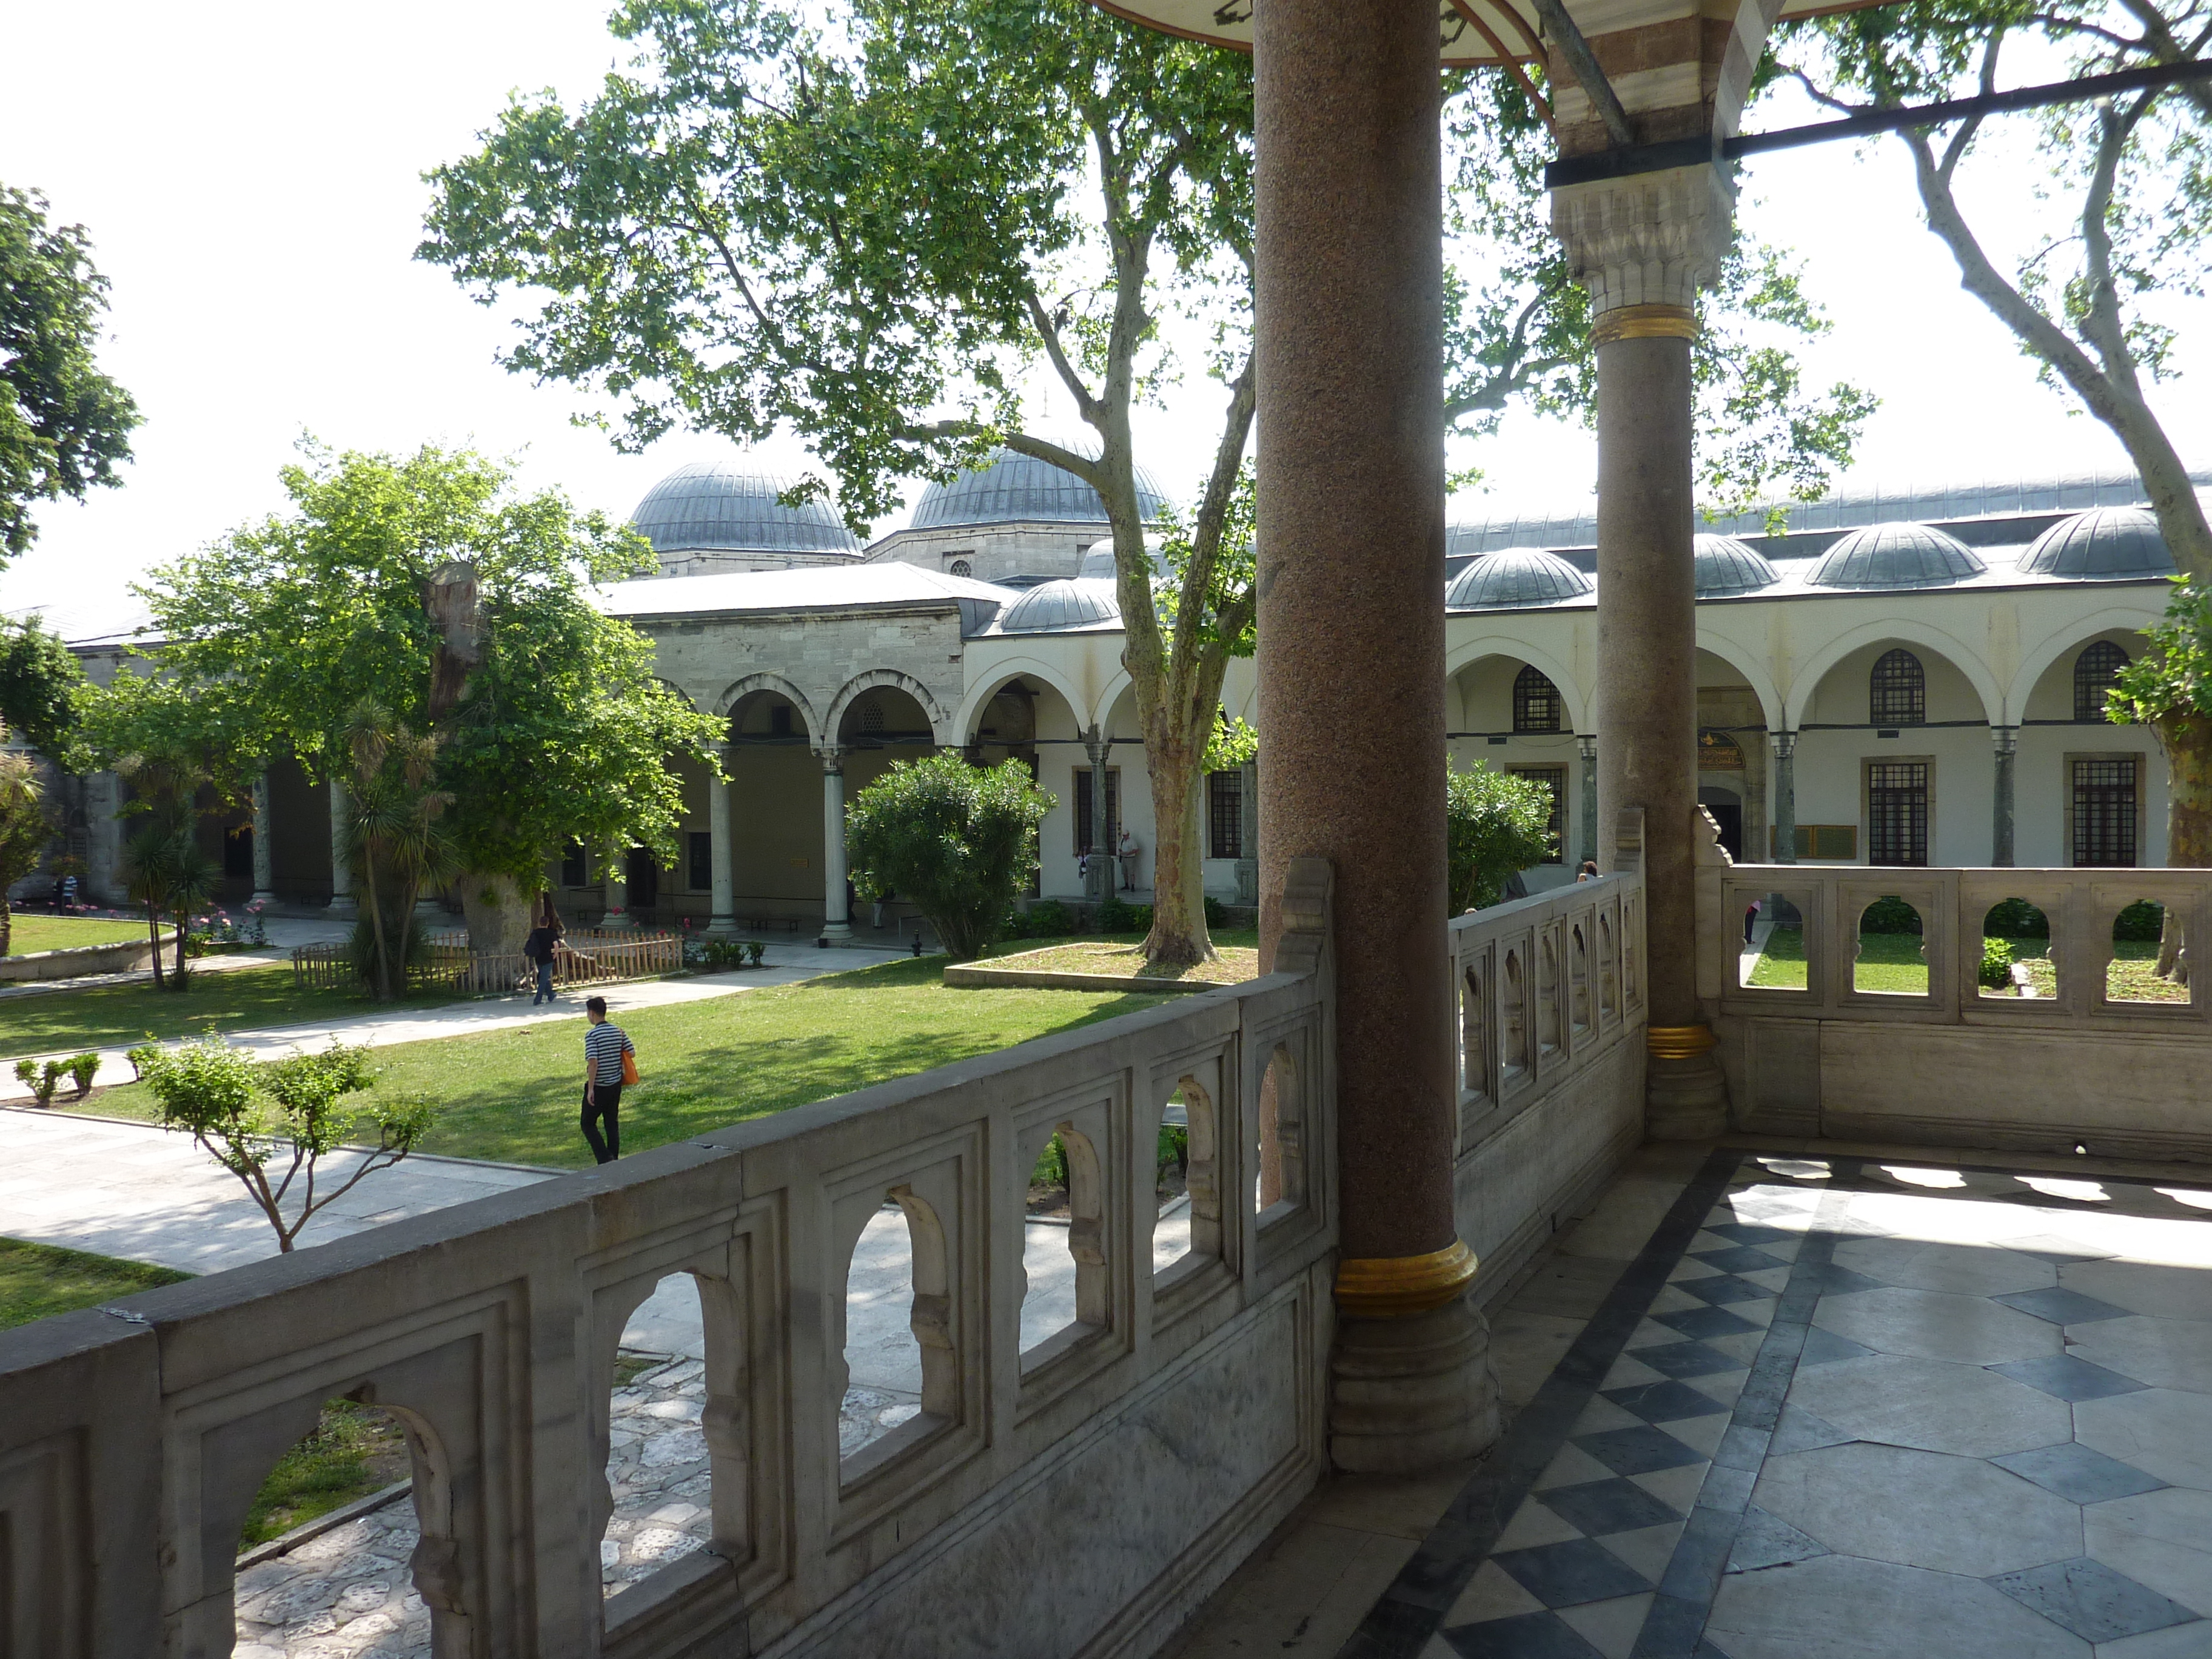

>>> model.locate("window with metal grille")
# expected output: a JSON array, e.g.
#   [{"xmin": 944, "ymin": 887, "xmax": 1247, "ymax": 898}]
[
  {"xmin": 861, "ymin": 701, "xmax": 885, "ymax": 735},
  {"xmin": 1513, "ymin": 665, "xmax": 1563, "ymax": 733},
  {"xmin": 1208, "ymin": 771, "xmax": 1244, "ymax": 859},
  {"xmin": 2074, "ymin": 641, "xmax": 2129, "ymax": 723},
  {"xmin": 2073, "ymin": 758, "xmax": 2137, "ymax": 866},
  {"xmin": 1869, "ymin": 649, "xmax": 1925, "ymax": 726},
  {"xmin": 688, "ymin": 831, "xmax": 714, "ymax": 892},
  {"xmin": 1509, "ymin": 765, "xmax": 1568, "ymax": 862},
  {"xmin": 561, "ymin": 840, "xmax": 589, "ymax": 886},
  {"xmin": 1867, "ymin": 761, "xmax": 1929, "ymax": 865},
  {"xmin": 948, "ymin": 558, "xmax": 972, "ymax": 577},
  {"xmin": 1074, "ymin": 767, "xmax": 1121, "ymax": 854}
]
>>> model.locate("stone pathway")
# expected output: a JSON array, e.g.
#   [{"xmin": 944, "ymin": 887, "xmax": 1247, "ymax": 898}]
[{"xmin": 0, "ymin": 940, "xmax": 910, "ymax": 1098}]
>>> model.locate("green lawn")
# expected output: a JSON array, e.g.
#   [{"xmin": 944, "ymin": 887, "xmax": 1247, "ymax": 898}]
[
  {"xmin": 1984, "ymin": 939, "xmax": 2185, "ymax": 1004},
  {"xmin": 5, "ymin": 914, "xmax": 149, "ymax": 956},
  {"xmin": 82, "ymin": 956, "xmax": 1174, "ymax": 1168},
  {"xmin": 1745, "ymin": 928, "xmax": 1931, "ymax": 994},
  {"xmin": 0, "ymin": 962, "xmax": 461, "ymax": 1059},
  {"xmin": 0, "ymin": 1235, "xmax": 190, "ymax": 1330}
]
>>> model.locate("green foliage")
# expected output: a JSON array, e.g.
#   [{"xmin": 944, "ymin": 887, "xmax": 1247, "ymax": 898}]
[
  {"xmin": 240, "ymin": 1399, "xmax": 410, "ymax": 1547},
  {"xmin": 2115, "ymin": 899, "xmax": 2166, "ymax": 941},
  {"xmin": 1201, "ymin": 714, "xmax": 1258, "ymax": 775},
  {"xmin": 81, "ymin": 442, "xmax": 723, "ymax": 891},
  {"xmin": 138, "ymin": 1036, "xmax": 441, "ymax": 1252},
  {"xmin": 12, "ymin": 1057, "xmax": 58, "ymax": 1107},
  {"xmin": 1204, "ymin": 895, "xmax": 1232, "ymax": 928},
  {"xmin": 2112, "ymin": 581, "xmax": 2212, "ymax": 728},
  {"xmin": 844, "ymin": 752, "xmax": 1054, "ymax": 961},
  {"xmin": 1097, "ymin": 896, "xmax": 1152, "ymax": 934},
  {"xmin": 1031, "ymin": 1131, "xmax": 1069, "ymax": 1191},
  {"xmin": 65, "ymin": 1051, "xmax": 98, "ymax": 1094},
  {"xmin": 1860, "ymin": 896, "xmax": 1925, "ymax": 935},
  {"xmin": 115, "ymin": 747, "xmax": 222, "ymax": 991},
  {"xmin": 0, "ymin": 185, "xmax": 140, "ymax": 563},
  {"xmin": 1005, "ymin": 897, "xmax": 1078, "ymax": 940},
  {"xmin": 1983, "ymin": 898, "xmax": 2051, "ymax": 939},
  {"xmin": 338, "ymin": 699, "xmax": 460, "ymax": 1001},
  {"xmin": 1980, "ymin": 936, "xmax": 2016, "ymax": 990},
  {"xmin": 0, "ymin": 750, "xmax": 54, "ymax": 957},
  {"xmin": 0, "ymin": 614, "xmax": 85, "ymax": 762},
  {"xmin": 126, "ymin": 1041, "xmax": 160, "ymax": 1081},
  {"xmin": 1445, "ymin": 760, "xmax": 1553, "ymax": 914}
]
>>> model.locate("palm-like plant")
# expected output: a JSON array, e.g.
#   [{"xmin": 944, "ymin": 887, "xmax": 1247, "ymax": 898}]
[
  {"xmin": 0, "ymin": 749, "xmax": 56, "ymax": 959},
  {"xmin": 115, "ymin": 746, "xmax": 224, "ymax": 989},
  {"xmin": 339, "ymin": 698, "xmax": 461, "ymax": 1000}
]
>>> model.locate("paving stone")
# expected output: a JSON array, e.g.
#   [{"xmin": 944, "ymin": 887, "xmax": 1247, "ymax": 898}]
[
  {"xmin": 1724, "ymin": 1506, "xmax": 1830, "ymax": 1574},
  {"xmin": 2066, "ymin": 1315, "xmax": 2212, "ymax": 1393},
  {"xmin": 2085, "ymin": 1487, "xmax": 2212, "ymax": 1617},
  {"xmin": 1992, "ymin": 1287, "xmax": 2133, "ymax": 1327},
  {"xmin": 1986, "ymin": 1557, "xmax": 2197, "ymax": 1643},
  {"xmin": 1988, "ymin": 1353, "xmax": 2148, "ymax": 1402},
  {"xmin": 1785, "ymin": 1353, "xmax": 2073, "ymax": 1458},
  {"xmin": 1707, "ymin": 1553, "xmax": 2092, "ymax": 1659},
  {"xmin": 2077, "ymin": 1389, "xmax": 2212, "ymax": 1490},
  {"xmin": 1830, "ymin": 1237, "xmax": 2055, "ymax": 1297},
  {"xmin": 1812, "ymin": 1287, "xmax": 2060, "ymax": 1366},
  {"xmin": 1993, "ymin": 1443, "xmax": 2170, "ymax": 1505},
  {"xmin": 1750, "ymin": 1442, "xmax": 2081, "ymax": 1578}
]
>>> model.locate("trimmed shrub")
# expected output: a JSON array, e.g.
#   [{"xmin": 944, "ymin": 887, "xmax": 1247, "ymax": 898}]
[
  {"xmin": 1860, "ymin": 896, "xmax": 1924, "ymax": 935},
  {"xmin": 1979, "ymin": 937, "xmax": 2015, "ymax": 990},
  {"xmin": 2114, "ymin": 899, "xmax": 2165, "ymax": 941},
  {"xmin": 1983, "ymin": 899, "xmax": 2050, "ymax": 939}
]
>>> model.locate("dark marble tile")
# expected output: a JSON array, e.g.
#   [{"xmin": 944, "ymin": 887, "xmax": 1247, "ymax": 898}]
[
  {"xmin": 1652, "ymin": 1305, "xmax": 1763, "ymax": 1342},
  {"xmin": 1691, "ymin": 1244, "xmax": 1786, "ymax": 1275},
  {"xmin": 1991, "ymin": 1442, "xmax": 2170, "ymax": 1503},
  {"xmin": 1492, "ymin": 1538, "xmax": 1654, "ymax": 1609},
  {"xmin": 1794, "ymin": 1326, "xmax": 1877, "ymax": 1367},
  {"xmin": 1628, "ymin": 1339, "xmax": 1741, "ymax": 1380},
  {"xmin": 1992, "ymin": 1286, "xmax": 2133, "ymax": 1326},
  {"xmin": 1987, "ymin": 1557, "xmax": 2199, "ymax": 1643},
  {"xmin": 1438, "ymin": 1609, "xmax": 1610, "ymax": 1658},
  {"xmin": 1630, "ymin": 1590, "xmax": 1709, "ymax": 1659},
  {"xmin": 1677, "ymin": 1273, "xmax": 1774, "ymax": 1308},
  {"xmin": 1539, "ymin": 1476, "xmax": 1683, "ymax": 1537},
  {"xmin": 1574, "ymin": 1424, "xmax": 1706, "ymax": 1478},
  {"xmin": 1604, "ymin": 1380, "xmax": 1728, "ymax": 1424},
  {"xmin": 1696, "ymin": 1464, "xmax": 1755, "ymax": 1515},
  {"xmin": 1657, "ymin": 1504, "xmax": 1739, "ymax": 1603},
  {"xmin": 1702, "ymin": 1222, "xmax": 1795, "ymax": 1247},
  {"xmin": 1712, "ymin": 1423, "xmax": 1771, "ymax": 1473},
  {"xmin": 1726, "ymin": 1506, "xmax": 1830, "ymax": 1573},
  {"xmin": 1766, "ymin": 1403, "xmax": 1855, "ymax": 1456},
  {"xmin": 1990, "ymin": 1353, "xmax": 2150, "ymax": 1402}
]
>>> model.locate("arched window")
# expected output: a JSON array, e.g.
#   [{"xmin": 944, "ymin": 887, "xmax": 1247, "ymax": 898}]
[
  {"xmin": 1513, "ymin": 665, "xmax": 1563, "ymax": 733},
  {"xmin": 1869, "ymin": 649, "xmax": 1925, "ymax": 726},
  {"xmin": 2074, "ymin": 640, "xmax": 2128, "ymax": 723},
  {"xmin": 947, "ymin": 558, "xmax": 973, "ymax": 578}
]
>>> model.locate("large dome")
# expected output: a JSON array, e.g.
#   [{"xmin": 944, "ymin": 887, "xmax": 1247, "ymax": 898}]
[
  {"xmin": 1695, "ymin": 534, "xmax": 1778, "ymax": 596},
  {"xmin": 630, "ymin": 461, "xmax": 860, "ymax": 557},
  {"xmin": 2019, "ymin": 507, "xmax": 2176, "ymax": 578},
  {"xmin": 1446, "ymin": 549, "xmax": 1594, "ymax": 610},
  {"xmin": 994, "ymin": 577, "xmax": 1121, "ymax": 633},
  {"xmin": 913, "ymin": 447, "xmax": 1168, "ymax": 529},
  {"xmin": 1806, "ymin": 522, "xmax": 1986, "ymax": 589}
]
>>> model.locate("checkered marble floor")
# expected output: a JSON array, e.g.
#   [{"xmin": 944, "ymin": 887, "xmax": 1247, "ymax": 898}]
[{"xmin": 1344, "ymin": 1150, "xmax": 2212, "ymax": 1659}]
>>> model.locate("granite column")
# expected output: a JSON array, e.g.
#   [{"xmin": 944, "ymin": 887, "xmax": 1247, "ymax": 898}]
[
  {"xmin": 819, "ymin": 746, "xmax": 853, "ymax": 942},
  {"xmin": 1992, "ymin": 725, "xmax": 2019, "ymax": 866},
  {"xmin": 706, "ymin": 740, "xmax": 739, "ymax": 939}
]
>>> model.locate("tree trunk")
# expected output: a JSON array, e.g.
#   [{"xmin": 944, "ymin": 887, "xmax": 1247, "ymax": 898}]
[
  {"xmin": 461, "ymin": 872, "xmax": 534, "ymax": 957},
  {"xmin": 0, "ymin": 894, "xmax": 10, "ymax": 958},
  {"xmin": 1141, "ymin": 738, "xmax": 1210, "ymax": 968},
  {"xmin": 171, "ymin": 902, "xmax": 190, "ymax": 987},
  {"xmin": 145, "ymin": 904, "xmax": 165, "ymax": 988},
  {"xmin": 2156, "ymin": 712, "xmax": 2210, "ymax": 985}
]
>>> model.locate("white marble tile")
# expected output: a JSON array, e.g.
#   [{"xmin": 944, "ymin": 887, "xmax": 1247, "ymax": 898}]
[
  {"xmin": 1708, "ymin": 1552, "xmax": 2091, "ymax": 1658},
  {"xmin": 1441, "ymin": 1558, "xmax": 1545, "ymax": 1624},
  {"xmin": 2062, "ymin": 1260, "xmax": 2212, "ymax": 1324},
  {"xmin": 2078, "ymin": 1389, "xmax": 2212, "ymax": 1490},
  {"xmin": 1741, "ymin": 1265, "xmax": 1794, "ymax": 1294},
  {"xmin": 2085, "ymin": 1487, "xmax": 2212, "ymax": 1618},
  {"xmin": 1751, "ymin": 1441, "xmax": 2081, "ymax": 1577},
  {"xmin": 1557, "ymin": 1592, "xmax": 1655, "ymax": 1659},
  {"xmin": 1663, "ymin": 1412, "xmax": 1730, "ymax": 1458},
  {"xmin": 1595, "ymin": 1520, "xmax": 1683, "ymax": 1584},
  {"xmin": 1831, "ymin": 1236, "xmax": 2056, "ymax": 1297},
  {"xmin": 1786, "ymin": 1353, "xmax": 2071, "ymax": 1458},
  {"xmin": 1572, "ymin": 1395, "xmax": 1648, "ymax": 1436},
  {"xmin": 1534, "ymin": 1441, "xmax": 1620, "ymax": 1492},
  {"xmin": 1812, "ymin": 1286, "xmax": 2061, "ymax": 1365},
  {"xmin": 1668, "ymin": 1256, "xmax": 1723, "ymax": 1282},
  {"xmin": 1602, "ymin": 1353, "xmax": 1671, "ymax": 1390},
  {"xmin": 2066, "ymin": 1316, "xmax": 2212, "ymax": 1395},
  {"xmin": 1694, "ymin": 1367, "xmax": 1752, "ymax": 1408},
  {"xmin": 1494, "ymin": 1494, "xmax": 1586, "ymax": 1551},
  {"xmin": 1629, "ymin": 1463, "xmax": 1708, "ymax": 1513}
]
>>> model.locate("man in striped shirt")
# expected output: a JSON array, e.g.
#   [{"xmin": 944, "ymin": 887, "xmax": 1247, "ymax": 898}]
[{"xmin": 581, "ymin": 996, "xmax": 635, "ymax": 1164}]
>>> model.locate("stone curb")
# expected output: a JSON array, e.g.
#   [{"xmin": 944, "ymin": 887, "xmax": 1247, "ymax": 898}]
[
  {"xmin": 234, "ymin": 1480, "xmax": 414, "ymax": 1570},
  {"xmin": 943, "ymin": 962, "xmax": 1222, "ymax": 994}
]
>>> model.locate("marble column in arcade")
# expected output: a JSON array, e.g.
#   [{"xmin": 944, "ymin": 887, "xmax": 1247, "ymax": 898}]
[
  {"xmin": 706, "ymin": 740, "xmax": 739, "ymax": 939},
  {"xmin": 1552, "ymin": 163, "xmax": 1735, "ymax": 1138},
  {"xmin": 818, "ymin": 745, "xmax": 853, "ymax": 942},
  {"xmin": 1253, "ymin": 0, "xmax": 1496, "ymax": 1471},
  {"xmin": 1992, "ymin": 725, "xmax": 2019, "ymax": 866},
  {"xmin": 249, "ymin": 772, "xmax": 278, "ymax": 908},
  {"xmin": 1771, "ymin": 730, "xmax": 1798, "ymax": 864}
]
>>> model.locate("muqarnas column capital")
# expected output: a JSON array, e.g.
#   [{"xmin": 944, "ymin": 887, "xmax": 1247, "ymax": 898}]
[{"xmin": 1549, "ymin": 163, "xmax": 1734, "ymax": 317}]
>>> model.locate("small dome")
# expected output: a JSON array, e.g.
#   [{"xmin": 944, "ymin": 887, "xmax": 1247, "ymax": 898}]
[
  {"xmin": 995, "ymin": 577, "xmax": 1121, "ymax": 633},
  {"xmin": 914, "ymin": 446, "xmax": 1168, "ymax": 529},
  {"xmin": 1694, "ymin": 534, "xmax": 1778, "ymax": 596},
  {"xmin": 2019, "ymin": 508, "xmax": 2177, "ymax": 578},
  {"xmin": 1078, "ymin": 541, "xmax": 1118, "ymax": 579},
  {"xmin": 629, "ymin": 460, "xmax": 859, "ymax": 557},
  {"xmin": 1446, "ymin": 548, "xmax": 1594, "ymax": 610},
  {"xmin": 1806, "ymin": 522, "xmax": 1986, "ymax": 589}
]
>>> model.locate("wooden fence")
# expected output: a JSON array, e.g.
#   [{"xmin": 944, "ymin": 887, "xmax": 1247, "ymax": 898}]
[{"xmin": 292, "ymin": 930, "xmax": 683, "ymax": 996}]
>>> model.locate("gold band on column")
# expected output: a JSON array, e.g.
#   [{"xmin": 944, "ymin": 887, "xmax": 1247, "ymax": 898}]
[
  {"xmin": 1335, "ymin": 1239, "xmax": 1480, "ymax": 1318},
  {"xmin": 1590, "ymin": 303, "xmax": 1699, "ymax": 348},
  {"xmin": 1647, "ymin": 1023, "xmax": 1717, "ymax": 1061}
]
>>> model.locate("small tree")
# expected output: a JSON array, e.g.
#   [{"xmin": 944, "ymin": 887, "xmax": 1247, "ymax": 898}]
[
  {"xmin": 1446, "ymin": 760, "xmax": 1555, "ymax": 914},
  {"xmin": 114, "ymin": 746, "xmax": 223, "ymax": 990},
  {"xmin": 0, "ymin": 748, "xmax": 53, "ymax": 957},
  {"xmin": 845, "ymin": 752, "xmax": 1054, "ymax": 961},
  {"xmin": 139, "ymin": 1037, "xmax": 439, "ymax": 1253},
  {"xmin": 0, "ymin": 615, "xmax": 86, "ymax": 764},
  {"xmin": 340, "ymin": 698, "xmax": 461, "ymax": 1002},
  {"xmin": 2110, "ymin": 583, "xmax": 2210, "ymax": 982}
]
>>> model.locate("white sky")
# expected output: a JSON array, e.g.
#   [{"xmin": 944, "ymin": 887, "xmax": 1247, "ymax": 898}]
[{"xmin": 2, "ymin": 1, "xmax": 2204, "ymax": 621}]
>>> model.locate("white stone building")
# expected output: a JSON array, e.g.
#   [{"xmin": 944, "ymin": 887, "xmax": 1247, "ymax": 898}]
[{"xmin": 25, "ymin": 454, "xmax": 2206, "ymax": 932}]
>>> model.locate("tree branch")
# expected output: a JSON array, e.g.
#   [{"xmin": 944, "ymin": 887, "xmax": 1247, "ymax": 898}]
[{"xmin": 1024, "ymin": 292, "xmax": 1103, "ymax": 424}]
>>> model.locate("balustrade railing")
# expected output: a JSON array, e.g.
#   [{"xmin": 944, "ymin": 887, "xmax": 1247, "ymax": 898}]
[
  {"xmin": 3, "ymin": 862, "xmax": 1341, "ymax": 1659},
  {"xmin": 290, "ymin": 930, "xmax": 683, "ymax": 998}
]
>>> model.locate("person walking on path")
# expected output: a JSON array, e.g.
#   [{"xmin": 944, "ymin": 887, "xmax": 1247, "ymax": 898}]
[
  {"xmin": 525, "ymin": 899, "xmax": 565, "ymax": 1005},
  {"xmin": 581, "ymin": 995, "xmax": 635, "ymax": 1165}
]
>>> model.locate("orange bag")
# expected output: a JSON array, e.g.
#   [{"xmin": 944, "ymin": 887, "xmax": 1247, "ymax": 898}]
[{"xmin": 622, "ymin": 1050, "xmax": 640, "ymax": 1087}]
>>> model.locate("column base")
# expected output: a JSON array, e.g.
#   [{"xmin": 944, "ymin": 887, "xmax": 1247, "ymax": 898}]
[
  {"xmin": 599, "ymin": 910, "xmax": 638, "ymax": 932},
  {"xmin": 1646, "ymin": 1033, "xmax": 1730, "ymax": 1140},
  {"xmin": 818, "ymin": 921, "xmax": 854, "ymax": 945},
  {"xmin": 1329, "ymin": 1296, "xmax": 1501, "ymax": 1473},
  {"xmin": 704, "ymin": 914, "xmax": 740, "ymax": 942},
  {"xmin": 249, "ymin": 888, "xmax": 278, "ymax": 908},
  {"xmin": 325, "ymin": 897, "xmax": 358, "ymax": 921}
]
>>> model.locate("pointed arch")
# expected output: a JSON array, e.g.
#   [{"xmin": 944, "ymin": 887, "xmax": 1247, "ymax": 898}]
[
  {"xmin": 2006, "ymin": 604, "xmax": 2167, "ymax": 722},
  {"xmin": 715, "ymin": 672, "xmax": 819, "ymax": 736},
  {"xmin": 1691, "ymin": 630, "xmax": 1784, "ymax": 732},
  {"xmin": 1786, "ymin": 618, "xmax": 2003, "ymax": 727},
  {"xmin": 951, "ymin": 659, "xmax": 1090, "ymax": 745},
  {"xmin": 825, "ymin": 669, "xmax": 951, "ymax": 746}
]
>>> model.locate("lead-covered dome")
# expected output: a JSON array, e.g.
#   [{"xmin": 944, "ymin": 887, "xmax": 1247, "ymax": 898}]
[
  {"xmin": 1695, "ymin": 534, "xmax": 1778, "ymax": 596},
  {"xmin": 629, "ymin": 461, "xmax": 860, "ymax": 557},
  {"xmin": 1446, "ymin": 549, "xmax": 1594, "ymax": 609},
  {"xmin": 914, "ymin": 447, "xmax": 1168, "ymax": 529},
  {"xmin": 995, "ymin": 577, "xmax": 1121, "ymax": 633},
  {"xmin": 2019, "ymin": 507, "xmax": 2176, "ymax": 578},
  {"xmin": 1806, "ymin": 521, "xmax": 1986, "ymax": 589}
]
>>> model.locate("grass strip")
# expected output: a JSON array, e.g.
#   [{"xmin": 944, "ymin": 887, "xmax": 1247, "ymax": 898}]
[{"xmin": 0, "ymin": 1234, "xmax": 190, "ymax": 1330}]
